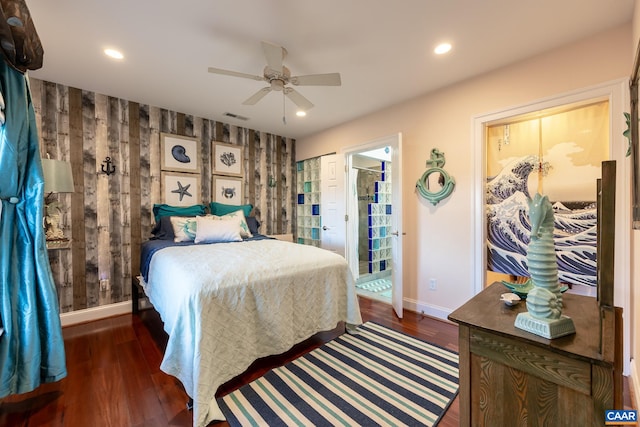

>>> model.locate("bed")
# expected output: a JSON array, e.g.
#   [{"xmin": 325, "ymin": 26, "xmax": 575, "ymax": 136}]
[{"xmin": 136, "ymin": 204, "xmax": 362, "ymax": 427}]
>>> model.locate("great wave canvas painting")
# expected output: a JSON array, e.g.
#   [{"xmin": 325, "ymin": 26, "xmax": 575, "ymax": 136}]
[{"xmin": 486, "ymin": 155, "xmax": 597, "ymax": 287}]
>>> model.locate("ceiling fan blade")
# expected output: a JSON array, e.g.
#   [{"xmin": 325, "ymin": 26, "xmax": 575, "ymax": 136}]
[
  {"xmin": 290, "ymin": 73, "xmax": 341, "ymax": 86},
  {"xmin": 242, "ymin": 87, "xmax": 272, "ymax": 105},
  {"xmin": 284, "ymin": 87, "xmax": 314, "ymax": 111},
  {"xmin": 208, "ymin": 67, "xmax": 264, "ymax": 81},
  {"xmin": 262, "ymin": 41, "xmax": 285, "ymax": 72}
]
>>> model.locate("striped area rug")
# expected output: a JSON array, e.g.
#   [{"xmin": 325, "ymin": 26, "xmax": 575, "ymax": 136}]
[{"xmin": 218, "ymin": 322, "xmax": 459, "ymax": 426}]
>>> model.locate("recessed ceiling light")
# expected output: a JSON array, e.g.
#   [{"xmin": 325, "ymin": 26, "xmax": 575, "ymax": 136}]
[
  {"xmin": 104, "ymin": 48, "xmax": 124, "ymax": 60},
  {"xmin": 434, "ymin": 43, "xmax": 452, "ymax": 55},
  {"xmin": 296, "ymin": 111, "xmax": 307, "ymax": 117}
]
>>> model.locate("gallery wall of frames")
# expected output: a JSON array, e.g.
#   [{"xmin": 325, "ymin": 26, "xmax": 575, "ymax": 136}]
[{"xmin": 32, "ymin": 78, "xmax": 296, "ymax": 313}]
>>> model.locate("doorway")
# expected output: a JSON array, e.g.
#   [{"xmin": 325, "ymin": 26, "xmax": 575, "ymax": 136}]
[
  {"xmin": 344, "ymin": 133, "xmax": 403, "ymax": 318},
  {"xmin": 352, "ymin": 151, "xmax": 392, "ymax": 303},
  {"xmin": 485, "ymin": 100, "xmax": 610, "ymax": 295},
  {"xmin": 472, "ymin": 79, "xmax": 631, "ymax": 374}
]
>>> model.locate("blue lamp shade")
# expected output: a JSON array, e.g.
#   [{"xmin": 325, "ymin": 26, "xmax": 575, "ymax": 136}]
[{"xmin": 42, "ymin": 158, "xmax": 74, "ymax": 193}]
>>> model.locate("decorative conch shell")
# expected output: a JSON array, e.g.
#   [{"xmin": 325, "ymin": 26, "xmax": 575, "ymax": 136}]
[{"xmin": 526, "ymin": 287, "xmax": 561, "ymax": 320}]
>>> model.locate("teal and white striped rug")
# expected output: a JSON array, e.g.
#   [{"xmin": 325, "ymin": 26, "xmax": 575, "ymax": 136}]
[{"xmin": 218, "ymin": 322, "xmax": 459, "ymax": 426}]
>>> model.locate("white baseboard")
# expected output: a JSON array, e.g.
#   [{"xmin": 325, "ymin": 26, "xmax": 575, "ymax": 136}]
[
  {"xmin": 60, "ymin": 301, "xmax": 131, "ymax": 327},
  {"xmin": 59, "ymin": 298, "xmax": 152, "ymax": 327},
  {"xmin": 403, "ymin": 297, "xmax": 453, "ymax": 322}
]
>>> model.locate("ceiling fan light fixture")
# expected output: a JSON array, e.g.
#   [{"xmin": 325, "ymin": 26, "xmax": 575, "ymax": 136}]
[
  {"xmin": 104, "ymin": 48, "xmax": 124, "ymax": 60},
  {"xmin": 208, "ymin": 41, "xmax": 339, "ymax": 113},
  {"xmin": 270, "ymin": 79, "xmax": 285, "ymax": 91},
  {"xmin": 296, "ymin": 110, "xmax": 307, "ymax": 117},
  {"xmin": 434, "ymin": 42, "xmax": 452, "ymax": 55}
]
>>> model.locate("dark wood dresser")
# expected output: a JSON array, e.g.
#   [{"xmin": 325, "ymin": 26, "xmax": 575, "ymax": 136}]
[{"xmin": 448, "ymin": 282, "xmax": 623, "ymax": 427}]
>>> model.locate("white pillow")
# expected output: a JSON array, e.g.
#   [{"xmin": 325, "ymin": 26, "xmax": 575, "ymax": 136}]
[
  {"xmin": 194, "ymin": 215, "xmax": 243, "ymax": 244},
  {"xmin": 170, "ymin": 216, "xmax": 197, "ymax": 242},
  {"xmin": 211, "ymin": 209, "xmax": 253, "ymax": 238}
]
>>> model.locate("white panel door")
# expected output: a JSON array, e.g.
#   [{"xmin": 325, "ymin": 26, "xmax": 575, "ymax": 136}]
[
  {"xmin": 390, "ymin": 137, "xmax": 403, "ymax": 318},
  {"xmin": 320, "ymin": 154, "xmax": 345, "ymax": 256}
]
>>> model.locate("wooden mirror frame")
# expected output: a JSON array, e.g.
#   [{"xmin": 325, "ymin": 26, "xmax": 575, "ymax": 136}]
[{"xmin": 630, "ymin": 40, "xmax": 640, "ymax": 229}]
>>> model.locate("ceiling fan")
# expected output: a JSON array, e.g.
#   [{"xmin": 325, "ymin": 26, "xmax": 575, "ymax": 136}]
[{"xmin": 207, "ymin": 41, "xmax": 341, "ymax": 112}]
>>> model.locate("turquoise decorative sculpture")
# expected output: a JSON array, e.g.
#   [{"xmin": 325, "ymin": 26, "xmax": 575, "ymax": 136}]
[
  {"xmin": 514, "ymin": 193, "xmax": 576, "ymax": 339},
  {"xmin": 416, "ymin": 148, "xmax": 455, "ymax": 206},
  {"xmin": 526, "ymin": 193, "xmax": 563, "ymax": 305}
]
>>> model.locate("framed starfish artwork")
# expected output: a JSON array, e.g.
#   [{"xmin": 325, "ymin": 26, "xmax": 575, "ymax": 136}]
[
  {"xmin": 212, "ymin": 175, "xmax": 243, "ymax": 205},
  {"xmin": 161, "ymin": 133, "xmax": 200, "ymax": 173},
  {"xmin": 212, "ymin": 141, "xmax": 243, "ymax": 177},
  {"xmin": 161, "ymin": 172, "xmax": 201, "ymax": 206}
]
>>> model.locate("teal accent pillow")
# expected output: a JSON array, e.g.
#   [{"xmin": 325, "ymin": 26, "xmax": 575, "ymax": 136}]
[
  {"xmin": 152, "ymin": 204, "xmax": 207, "ymax": 222},
  {"xmin": 209, "ymin": 202, "xmax": 253, "ymax": 217}
]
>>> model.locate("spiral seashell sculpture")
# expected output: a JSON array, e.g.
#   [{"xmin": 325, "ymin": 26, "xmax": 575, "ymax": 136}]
[
  {"xmin": 526, "ymin": 287, "xmax": 561, "ymax": 320},
  {"xmin": 514, "ymin": 193, "xmax": 575, "ymax": 339}
]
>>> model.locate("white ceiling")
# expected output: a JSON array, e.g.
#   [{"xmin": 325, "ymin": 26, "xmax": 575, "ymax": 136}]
[{"xmin": 27, "ymin": 0, "xmax": 634, "ymax": 140}]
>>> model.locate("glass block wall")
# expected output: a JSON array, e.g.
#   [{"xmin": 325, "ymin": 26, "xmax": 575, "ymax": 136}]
[
  {"xmin": 296, "ymin": 157, "xmax": 321, "ymax": 246},
  {"xmin": 368, "ymin": 162, "xmax": 392, "ymax": 274}
]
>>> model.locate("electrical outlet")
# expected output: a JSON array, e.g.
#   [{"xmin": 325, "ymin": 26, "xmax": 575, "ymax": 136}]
[
  {"xmin": 100, "ymin": 279, "xmax": 110, "ymax": 291},
  {"xmin": 429, "ymin": 278, "xmax": 437, "ymax": 290}
]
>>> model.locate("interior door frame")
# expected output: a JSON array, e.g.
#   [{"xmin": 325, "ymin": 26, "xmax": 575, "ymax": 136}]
[
  {"xmin": 343, "ymin": 133, "xmax": 403, "ymax": 318},
  {"xmin": 471, "ymin": 78, "xmax": 631, "ymax": 374}
]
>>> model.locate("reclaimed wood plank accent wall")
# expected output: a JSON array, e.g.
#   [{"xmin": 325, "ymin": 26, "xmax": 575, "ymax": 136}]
[{"xmin": 30, "ymin": 78, "xmax": 296, "ymax": 313}]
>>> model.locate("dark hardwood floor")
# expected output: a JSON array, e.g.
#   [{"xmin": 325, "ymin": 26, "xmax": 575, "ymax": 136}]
[{"xmin": 0, "ymin": 296, "xmax": 634, "ymax": 426}]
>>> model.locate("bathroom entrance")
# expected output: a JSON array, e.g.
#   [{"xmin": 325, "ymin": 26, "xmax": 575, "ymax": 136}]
[
  {"xmin": 344, "ymin": 133, "xmax": 403, "ymax": 317},
  {"xmin": 353, "ymin": 151, "xmax": 392, "ymax": 303}
]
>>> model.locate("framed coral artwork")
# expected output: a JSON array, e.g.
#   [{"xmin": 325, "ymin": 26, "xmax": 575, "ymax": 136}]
[
  {"xmin": 212, "ymin": 141, "xmax": 243, "ymax": 177},
  {"xmin": 161, "ymin": 133, "xmax": 200, "ymax": 173},
  {"xmin": 212, "ymin": 175, "xmax": 243, "ymax": 205}
]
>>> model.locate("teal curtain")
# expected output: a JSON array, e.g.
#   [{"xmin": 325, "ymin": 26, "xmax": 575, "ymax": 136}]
[{"xmin": 0, "ymin": 58, "xmax": 67, "ymax": 396}]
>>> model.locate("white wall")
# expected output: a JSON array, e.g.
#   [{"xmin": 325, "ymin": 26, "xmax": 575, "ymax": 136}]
[
  {"xmin": 631, "ymin": 0, "xmax": 640, "ymax": 409},
  {"xmin": 297, "ymin": 25, "xmax": 632, "ymax": 317}
]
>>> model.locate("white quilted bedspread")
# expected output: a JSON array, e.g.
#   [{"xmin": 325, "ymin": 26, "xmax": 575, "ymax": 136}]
[{"xmin": 144, "ymin": 239, "xmax": 362, "ymax": 427}]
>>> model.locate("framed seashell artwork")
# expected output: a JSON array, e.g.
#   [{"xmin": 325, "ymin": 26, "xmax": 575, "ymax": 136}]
[
  {"xmin": 212, "ymin": 141, "xmax": 243, "ymax": 177},
  {"xmin": 160, "ymin": 133, "xmax": 200, "ymax": 173}
]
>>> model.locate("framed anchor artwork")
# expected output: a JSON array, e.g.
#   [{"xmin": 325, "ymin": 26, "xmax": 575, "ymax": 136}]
[{"xmin": 161, "ymin": 172, "xmax": 201, "ymax": 206}]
